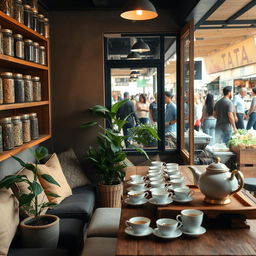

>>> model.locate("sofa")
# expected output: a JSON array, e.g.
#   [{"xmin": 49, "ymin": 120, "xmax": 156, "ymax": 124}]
[{"xmin": 0, "ymin": 147, "xmax": 96, "ymax": 256}]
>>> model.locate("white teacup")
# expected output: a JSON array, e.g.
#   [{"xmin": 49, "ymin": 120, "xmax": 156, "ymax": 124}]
[
  {"xmin": 149, "ymin": 176, "xmax": 164, "ymax": 182},
  {"xmin": 169, "ymin": 174, "xmax": 183, "ymax": 180},
  {"xmin": 130, "ymin": 181, "xmax": 147, "ymax": 191},
  {"xmin": 151, "ymin": 161, "xmax": 164, "ymax": 167},
  {"xmin": 169, "ymin": 178, "xmax": 185, "ymax": 189},
  {"xmin": 174, "ymin": 187, "xmax": 194, "ymax": 200},
  {"xmin": 165, "ymin": 169, "xmax": 180, "ymax": 176},
  {"xmin": 150, "ymin": 181, "xmax": 167, "ymax": 189},
  {"xmin": 128, "ymin": 191, "xmax": 149, "ymax": 203},
  {"xmin": 176, "ymin": 209, "xmax": 203, "ymax": 233},
  {"xmin": 152, "ymin": 191, "xmax": 172, "ymax": 204},
  {"xmin": 148, "ymin": 166, "xmax": 162, "ymax": 171},
  {"xmin": 130, "ymin": 175, "xmax": 146, "ymax": 183},
  {"xmin": 166, "ymin": 163, "xmax": 179, "ymax": 170},
  {"xmin": 126, "ymin": 217, "xmax": 151, "ymax": 234},
  {"xmin": 148, "ymin": 172, "xmax": 162, "ymax": 179},
  {"xmin": 150, "ymin": 188, "xmax": 167, "ymax": 194},
  {"xmin": 156, "ymin": 218, "xmax": 182, "ymax": 236}
]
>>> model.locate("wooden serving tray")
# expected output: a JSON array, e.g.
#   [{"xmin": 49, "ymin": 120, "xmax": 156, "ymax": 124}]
[{"xmin": 158, "ymin": 186, "xmax": 256, "ymax": 221}]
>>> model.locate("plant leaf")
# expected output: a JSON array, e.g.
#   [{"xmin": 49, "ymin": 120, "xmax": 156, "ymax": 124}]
[
  {"xmin": 81, "ymin": 121, "xmax": 98, "ymax": 128},
  {"xmin": 40, "ymin": 174, "xmax": 60, "ymax": 187},
  {"xmin": 19, "ymin": 194, "xmax": 34, "ymax": 207},
  {"xmin": 46, "ymin": 192, "xmax": 60, "ymax": 198},
  {"xmin": 35, "ymin": 146, "xmax": 48, "ymax": 161},
  {"xmin": 0, "ymin": 175, "xmax": 27, "ymax": 189},
  {"xmin": 111, "ymin": 99, "xmax": 128, "ymax": 114},
  {"xmin": 28, "ymin": 181, "xmax": 43, "ymax": 196}
]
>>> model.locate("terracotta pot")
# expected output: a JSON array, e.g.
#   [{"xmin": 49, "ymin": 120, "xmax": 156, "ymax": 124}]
[
  {"xmin": 97, "ymin": 183, "xmax": 123, "ymax": 208},
  {"xmin": 20, "ymin": 214, "xmax": 59, "ymax": 248}
]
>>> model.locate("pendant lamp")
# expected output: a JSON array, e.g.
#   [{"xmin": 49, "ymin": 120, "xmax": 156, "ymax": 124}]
[
  {"xmin": 120, "ymin": 0, "xmax": 158, "ymax": 21},
  {"xmin": 127, "ymin": 52, "xmax": 141, "ymax": 60},
  {"xmin": 131, "ymin": 39, "xmax": 150, "ymax": 53}
]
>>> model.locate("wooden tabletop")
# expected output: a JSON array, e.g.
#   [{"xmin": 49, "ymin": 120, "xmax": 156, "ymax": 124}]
[{"xmin": 116, "ymin": 166, "xmax": 256, "ymax": 256}]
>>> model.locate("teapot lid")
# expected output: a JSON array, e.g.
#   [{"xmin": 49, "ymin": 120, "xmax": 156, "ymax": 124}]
[{"xmin": 207, "ymin": 157, "xmax": 229, "ymax": 172}]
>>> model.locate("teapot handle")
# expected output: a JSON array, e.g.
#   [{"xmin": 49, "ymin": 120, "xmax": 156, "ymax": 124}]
[{"xmin": 230, "ymin": 170, "xmax": 244, "ymax": 195}]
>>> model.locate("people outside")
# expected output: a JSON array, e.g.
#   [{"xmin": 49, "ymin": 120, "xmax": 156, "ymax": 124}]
[
  {"xmin": 117, "ymin": 92, "xmax": 138, "ymax": 147},
  {"xmin": 149, "ymin": 93, "xmax": 157, "ymax": 123},
  {"xmin": 233, "ymin": 87, "xmax": 247, "ymax": 129},
  {"xmin": 136, "ymin": 94, "xmax": 150, "ymax": 124},
  {"xmin": 164, "ymin": 91, "xmax": 177, "ymax": 133},
  {"xmin": 194, "ymin": 93, "xmax": 202, "ymax": 131},
  {"xmin": 246, "ymin": 87, "xmax": 256, "ymax": 130},
  {"xmin": 213, "ymin": 86, "xmax": 237, "ymax": 144},
  {"xmin": 200, "ymin": 93, "xmax": 216, "ymax": 145}
]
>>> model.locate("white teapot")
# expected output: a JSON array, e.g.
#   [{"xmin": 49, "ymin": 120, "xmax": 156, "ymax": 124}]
[{"xmin": 189, "ymin": 158, "xmax": 244, "ymax": 204}]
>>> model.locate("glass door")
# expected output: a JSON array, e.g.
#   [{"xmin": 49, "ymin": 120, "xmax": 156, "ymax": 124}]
[{"xmin": 179, "ymin": 21, "xmax": 195, "ymax": 164}]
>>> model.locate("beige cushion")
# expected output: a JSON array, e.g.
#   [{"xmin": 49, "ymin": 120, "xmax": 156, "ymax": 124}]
[
  {"xmin": 38, "ymin": 153, "xmax": 72, "ymax": 204},
  {"xmin": 12, "ymin": 168, "xmax": 49, "ymax": 216},
  {"xmin": 57, "ymin": 148, "xmax": 90, "ymax": 189},
  {"xmin": 0, "ymin": 189, "xmax": 19, "ymax": 256},
  {"xmin": 81, "ymin": 237, "xmax": 117, "ymax": 256},
  {"xmin": 87, "ymin": 208, "xmax": 121, "ymax": 237}
]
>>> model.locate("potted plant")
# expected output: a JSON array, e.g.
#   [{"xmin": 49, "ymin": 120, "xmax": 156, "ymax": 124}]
[
  {"xmin": 0, "ymin": 146, "xmax": 60, "ymax": 248},
  {"xmin": 82, "ymin": 100, "xmax": 159, "ymax": 207}
]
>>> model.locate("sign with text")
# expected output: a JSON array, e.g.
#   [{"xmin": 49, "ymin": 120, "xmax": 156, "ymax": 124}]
[{"xmin": 204, "ymin": 37, "xmax": 256, "ymax": 74}]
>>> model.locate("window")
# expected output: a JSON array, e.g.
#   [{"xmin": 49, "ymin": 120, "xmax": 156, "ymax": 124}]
[{"xmin": 104, "ymin": 34, "xmax": 178, "ymax": 153}]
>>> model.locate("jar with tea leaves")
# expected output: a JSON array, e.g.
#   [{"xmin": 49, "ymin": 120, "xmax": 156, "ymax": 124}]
[
  {"xmin": 0, "ymin": 26, "xmax": 3, "ymax": 55},
  {"xmin": 33, "ymin": 42, "xmax": 39, "ymax": 63},
  {"xmin": 2, "ymin": 29, "xmax": 14, "ymax": 56},
  {"xmin": 0, "ymin": 126, "xmax": 3, "ymax": 152},
  {"xmin": 0, "ymin": 0, "xmax": 13, "ymax": 17},
  {"xmin": 38, "ymin": 14, "xmax": 45, "ymax": 36},
  {"xmin": 13, "ymin": 34, "xmax": 24, "ymax": 59},
  {"xmin": 1, "ymin": 72, "xmax": 15, "ymax": 104},
  {"xmin": 1, "ymin": 117, "xmax": 14, "ymax": 150},
  {"xmin": 24, "ymin": 5, "xmax": 32, "ymax": 28},
  {"xmin": 32, "ymin": 76, "xmax": 41, "ymax": 101},
  {"xmin": 0, "ymin": 76, "xmax": 3, "ymax": 105},
  {"xmin": 12, "ymin": 116, "xmax": 23, "ymax": 147},
  {"xmin": 44, "ymin": 18, "xmax": 50, "ymax": 38},
  {"xmin": 14, "ymin": 73, "xmax": 25, "ymax": 103},
  {"xmin": 39, "ymin": 46, "xmax": 46, "ymax": 65},
  {"xmin": 32, "ymin": 8, "xmax": 38, "ymax": 32},
  {"xmin": 21, "ymin": 114, "xmax": 31, "ymax": 143},
  {"xmin": 13, "ymin": 0, "xmax": 24, "ymax": 23},
  {"xmin": 29, "ymin": 113, "xmax": 39, "ymax": 140},
  {"xmin": 24, "ymin": 75, "xmax": 33, "ymax": 102},
  {"xmin": 24, "ymin": 39, "xmax": 34, "ymax": 62}
]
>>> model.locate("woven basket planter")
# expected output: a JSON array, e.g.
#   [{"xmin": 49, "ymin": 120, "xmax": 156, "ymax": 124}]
[{"xmin": 97, "ymin": 183, "xmax": 123, "ymax": 208}]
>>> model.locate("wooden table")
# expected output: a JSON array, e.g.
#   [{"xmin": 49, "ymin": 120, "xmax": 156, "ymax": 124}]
[{"xmin": 116, "ymin": 166, "xmax": 256, "ymax": 256}]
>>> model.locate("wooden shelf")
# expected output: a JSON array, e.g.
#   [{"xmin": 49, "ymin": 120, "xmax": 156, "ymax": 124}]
[
  {"xmin": 0, "ymin": 101, "xmax": 49, "ymax": 111},
  {"xmin": 0, "ymin": 135, "xmax": 51, "ymax": 162},
  {"xmin": 0, "ymin": 11, "xmax": 47, "ymax": 42},
  {"xmin": 0, "ymin": 54, "xmax": 48, "ymax": 70}
]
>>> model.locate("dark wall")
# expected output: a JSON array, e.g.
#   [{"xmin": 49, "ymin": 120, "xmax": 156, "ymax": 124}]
[{"xmin": 49, "ymin": 9, "xmax": 180, "ymax": 167}]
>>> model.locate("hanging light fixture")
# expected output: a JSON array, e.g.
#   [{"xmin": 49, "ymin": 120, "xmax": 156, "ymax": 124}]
[
  {"xmin": 131, "ymin": 39, "xmax": 150, "ymax": 53},
  {"xmin": 130, "ymin": 70, "xmax": 140, "ymax": 76},
  {"xmin": 127, "ymin": 51, "xmax": 141, "ymax": 60},
  {"xmin": 120, "ymin": 0, "xmax": 158, "ymax": 21}
]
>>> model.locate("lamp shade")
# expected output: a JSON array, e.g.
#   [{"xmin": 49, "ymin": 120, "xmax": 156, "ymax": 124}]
[
  {"xmin": 130, "ymin": 71, "xmax": 140, "ymax": 76},
  {"xmin": 127, "ymin": 52, "xmax": 141, "ymax": 60},
  {"xmin": 131, "ymin": 39, "xmax": 150, "ymax": 53},
  {"xmin": 120, "ymin": 0, "xmax": 158, "ymax": 21}
]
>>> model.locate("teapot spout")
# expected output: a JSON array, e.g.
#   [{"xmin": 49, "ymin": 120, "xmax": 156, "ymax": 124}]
[{"xmin": 188, "ymin": 166, "xmax": 201, "ymax": 186}]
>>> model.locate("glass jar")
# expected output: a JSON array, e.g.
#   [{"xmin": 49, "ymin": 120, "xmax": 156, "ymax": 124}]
[
  {"xmin": 12, "ymin": 116, "xmax": 23, "ymax": 146},
  {"xmin": 32, "ymin": 8, "xmax": 38, "ymax": 32},
  {"xmin": 0, "ymin": 26, "xmax": 3, "ymax": 55},
  {"xmin": 39, "ymin": 46, "xmax": 46, "ymax": 65},
  {"xmin": 44, "ymin": 18, "xmax": 49, "ymax": 38},
  {"xmin": 2, "ymin": 29, "xmax": 14, "ymax": 56},
  {"xmin": 24, "ymin": 5, "xmax": 32, "ymax": 28},
  {"xmin": 21, "ymin": 114, "xmax": 31, "ymax": 143},
  {"xmin": 14, "ymin": 73, "xmax": 24, "ymax": 103},
  {"xmin": 0, "ymin": 0, "xmax": 13, "ymax": 17},
  {"xmin": 24, "ymin": 75, "xmax": 33, "ymax": 102},
  {"xmin": 29, "ymin": 113, "xmax": 39, "ymax": 140},
  {"xmin": 33, "ymin": 42, "xmax": 39, "ymax": 63},
  {"xmin": 38, "ymin": 14, "xmax": 45, "ymax": 36},
  {"xmin": 13, "ymin": 34, "xmax": 24, "ymax": 59},
  {"xmin": 24, "ymin": 39, "xmax": 34, "ymax": 62},
  {"xmin": 0, "ymin": 125, "xmax": 3, "ymax": 152},
  {"xmin": 1, "ymin": 72, "xmax": 14, "ymax": 104},
  {"xmin": 1, "ymin": 117, "xmax": 14, "ymax": 150},
  {"xmin": 0, "ymin": 77, "xmax": 3, "ymax": 104},
  {"xmin": 13, "ymin": 0, "xmax": 24, "ymax": 23},
  {"xmin": 32, "ymin": 76, "xmax": 41, "ymax": 101}
]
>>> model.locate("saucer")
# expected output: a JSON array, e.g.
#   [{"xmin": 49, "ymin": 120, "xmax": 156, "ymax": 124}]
[
  {"xmin": 181, "ymin": 226, "xmax": 206, "ymax": 237},
  {"xmin": 127, "ymin": 187, "xmax": 148, "ymax": 192},
  {"xmin": 173, "ymin": 195, "xmax": 193, "ymax": 203},
  {"xmin": 125, "ymin": 227, "xmax": 153, "ymax": 237},
  {"xmin": 148, "ymin": 198, "xmax": 173, "ymax": 206},
  {"xmin": 153, "ymin": 228, "xmax": 182, "ymax": 239},
  {"xmin": 124, "ymin": 198, "xmax": 148, "ymax": 206}
]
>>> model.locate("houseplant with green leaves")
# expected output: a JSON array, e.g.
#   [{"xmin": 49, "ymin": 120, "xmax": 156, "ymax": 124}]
[
  {"xmin": 0, "ymin": 146, "xmax": 61, "ymax": 248},
  {"xmin": 81, "ymin": 99, "xmax": 160, "ymax": 207}
]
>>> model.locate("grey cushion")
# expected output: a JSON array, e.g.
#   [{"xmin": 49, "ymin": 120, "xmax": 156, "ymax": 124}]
[
  {"xmin": 81, "ymin": 237, "xmax": 117, "ymax": 256},
  {"xmin": 87, "ymin": 208, "xmax": 121, "ymax": 237},
  {"xmin": 57, "ymin": 148, "xmax": 91, "ymax": 189},
  {"xmin": 46, "ymin": 185, "xmax": 96, "ymax": 222},
  {"xmin": 8, "ymin": 248, "xmax": 69, "ymax": 256},
  {"xmin": 244, "ymin": 178, "xmax": 256, "ymax": 192}
]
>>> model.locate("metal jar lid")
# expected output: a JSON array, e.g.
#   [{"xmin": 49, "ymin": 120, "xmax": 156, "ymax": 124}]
[
  {"xmin": 13, "ymin": 73, "xmax": 23, "ymax": 79},
  {"xmin": 29, "ymin": 113, "xmax": 37, "ymax": 118},
  {"xmin": 21, "ymin": 114, "xmax": 30, "ymax": 119},
  {"xmin": 23, "ymin": 4, "xmax": 31, "ymax": 10},
  {"xmin": 13, "ymin": 34, "xmax": 23, "ymax": 40},
  {"xmin": 1, "ymin": 29, "xmax": 13, "ymax": 35},
  {"xmin": 44, "ymin": 18, "xmax": 49, "ymax": 22},
  {"xmin": 15, "ymin": 0, "xmax": 22, "ymax": 4},
  {"xmin": 23, "ymin": 75, "xmax": 32, "ymax": 80},
  {"xmin": 38, "ymin": 14, "xmax": 44, "ymax": 19},
  {"xmin": 32, "ymin": 8, "xmax": 38, "ymax": 14},
  {"xmin": 39, "ymin": 46, "xmax": 45, "ymax": 50},
  {"xmin": 33, "ymin": 42, "xmax": 39, "ymax": 47},
  {"xmin": 11, "ymin": 116, "xmax": 21, "ymax": 121},
  {"xmin": 0, "ymin": 117, "xmax": 12, "ymax": 123},
  {"xmin": 1, "ymin": 72, "xmax": 13, "ymax": 77},
  {"xmin": 32, "ymin": 76, "xmax": 40, "ymax": 81},
  {"xmin": 24, "ymin": 39, "xmax": 33, "ymax": 44}
]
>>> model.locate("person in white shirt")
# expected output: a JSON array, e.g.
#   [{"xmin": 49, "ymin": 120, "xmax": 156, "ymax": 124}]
[{"xmin": 233, "ymin": 87, "xmax": 247, "ymax": 129}]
